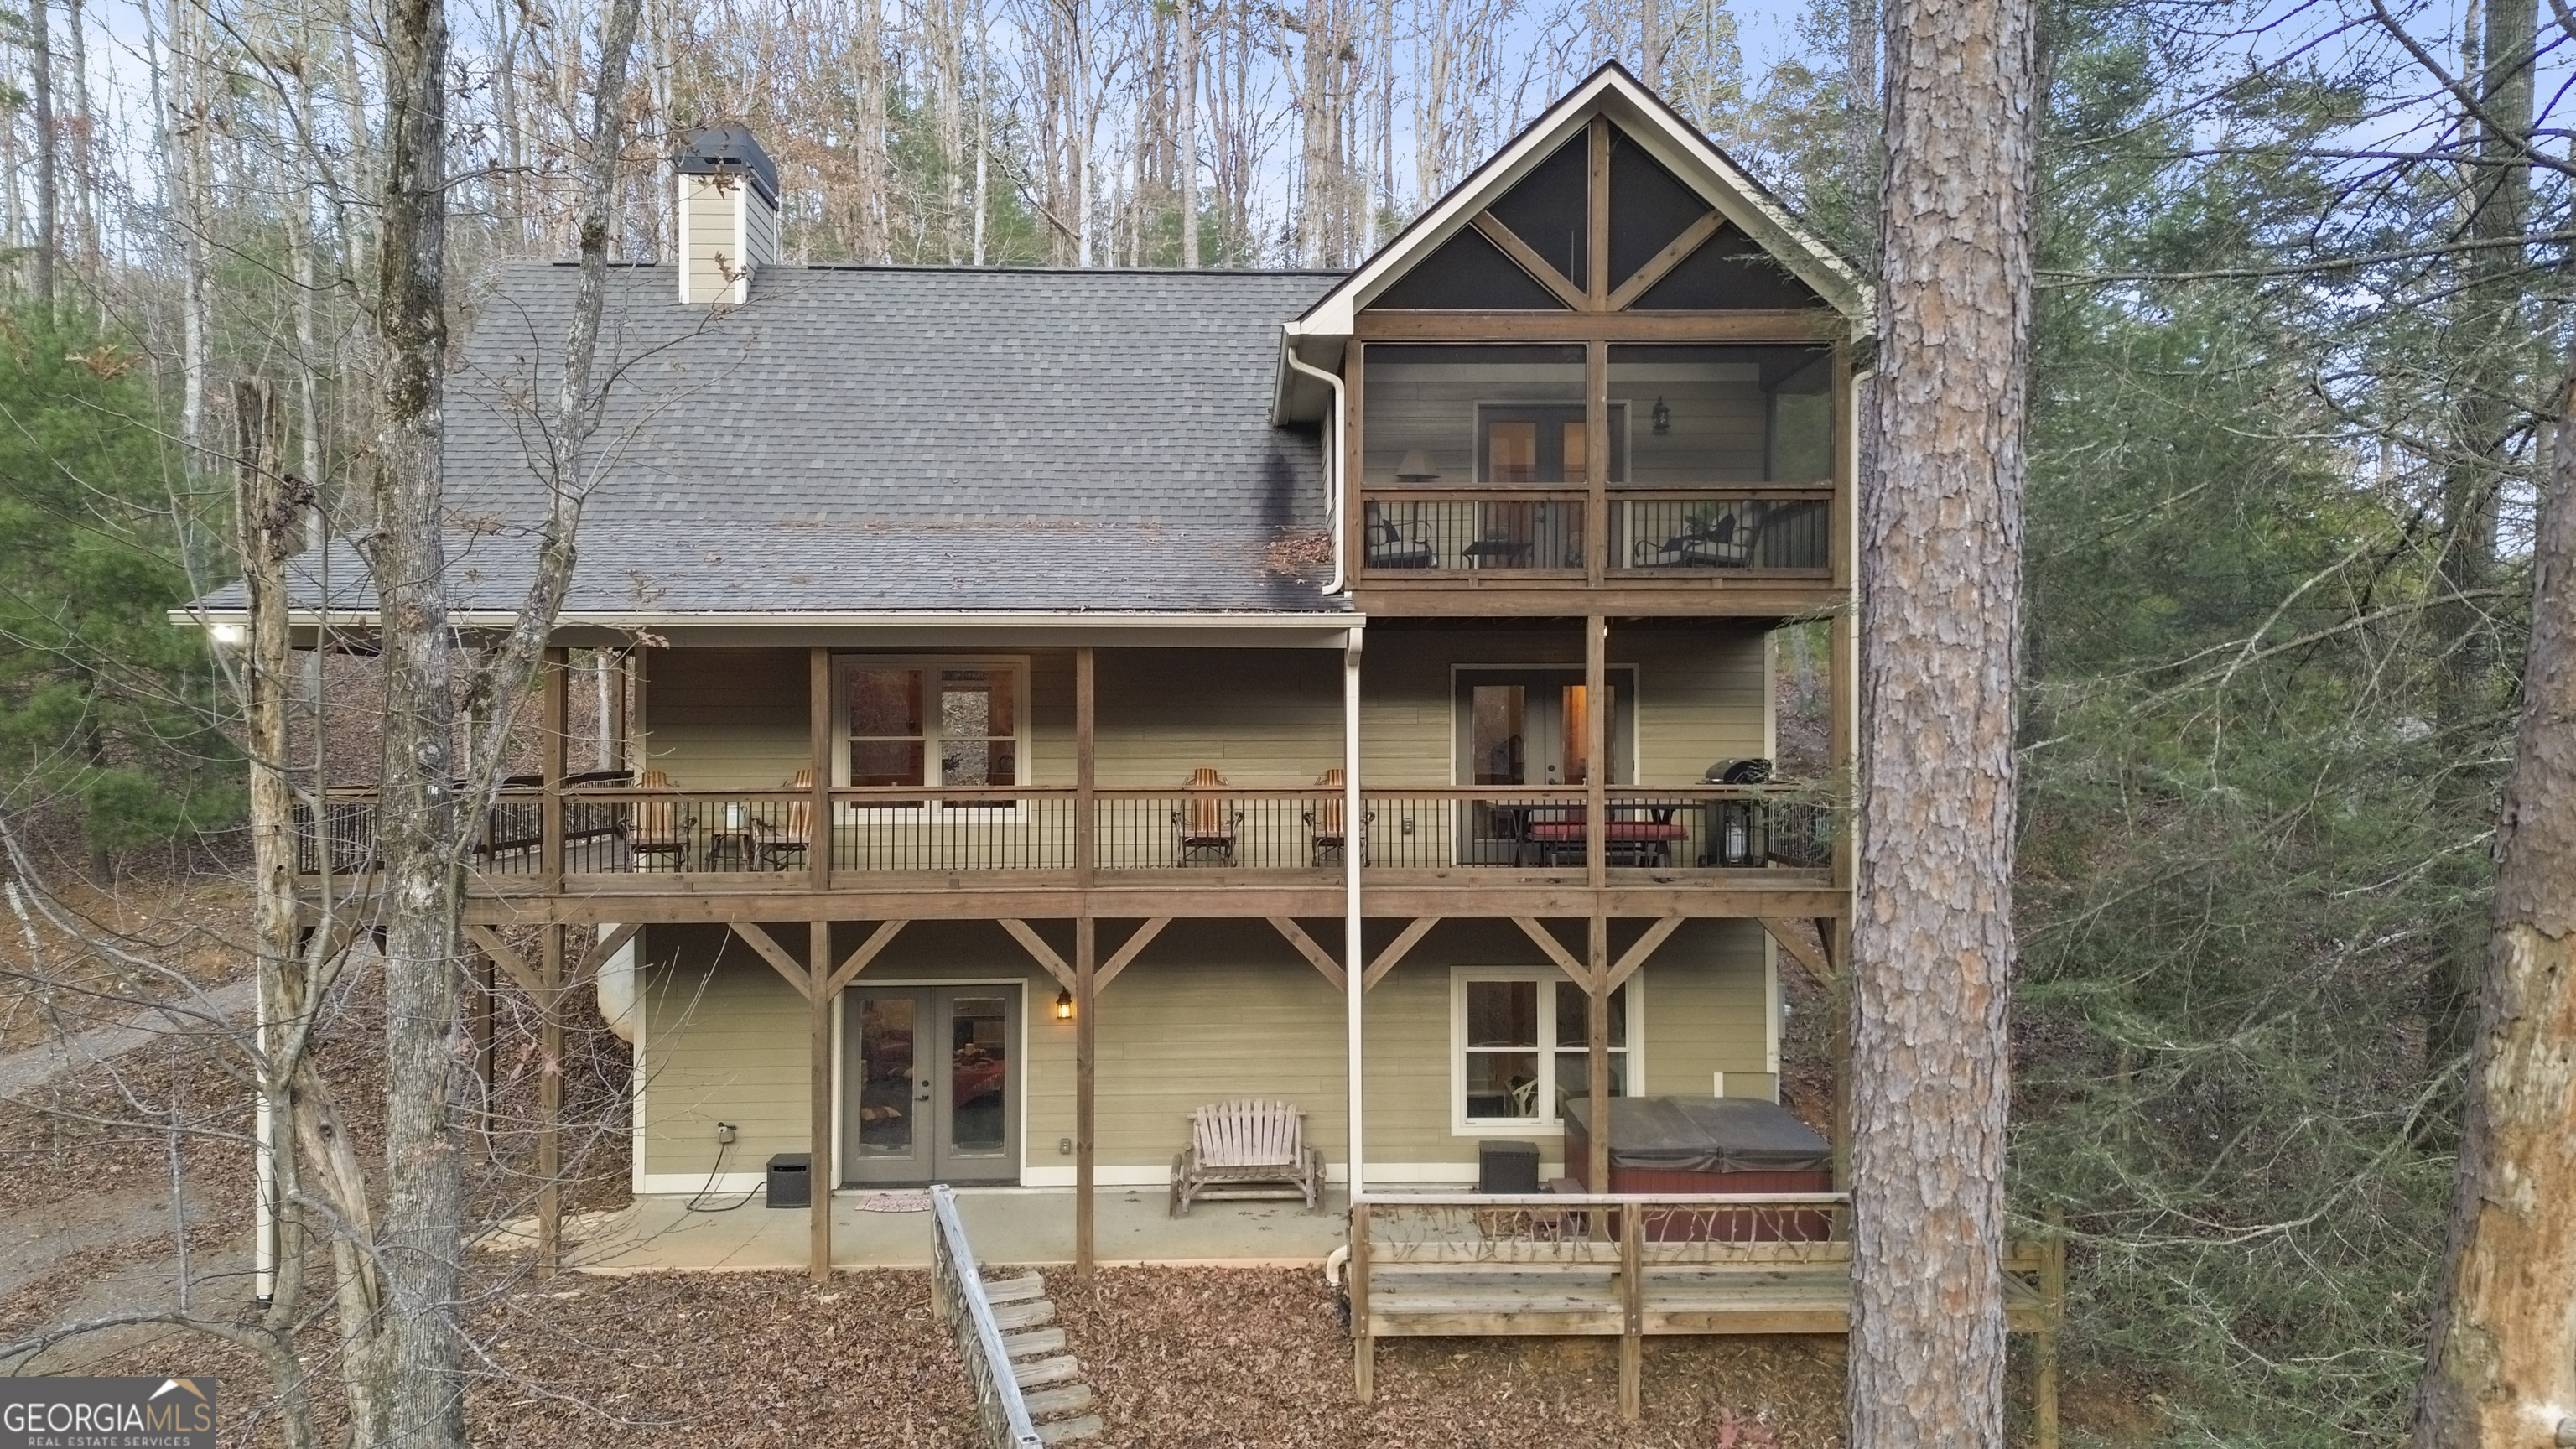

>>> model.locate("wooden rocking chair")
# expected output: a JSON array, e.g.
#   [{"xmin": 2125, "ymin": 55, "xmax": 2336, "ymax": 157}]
[
  {"xmin": 1172, "ymin": 767, "xmax": 1244, "ymax": 866},
  {"xmin": 628, "ymin": 770, "xmax": 691, "ymax": 871},
  {"xmin": 1302, "ymin": 766, "xmax": 1374, "ymax": 865},
  {"xmin": 1168, "ymin": 1099, "xmax": 1326, "ymax": 1215},
  {"xmin": 755, "ymin": 767, "xmax": 814, "ymax": 871}
]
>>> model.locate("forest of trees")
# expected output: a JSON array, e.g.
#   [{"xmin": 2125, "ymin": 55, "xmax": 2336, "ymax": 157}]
[{"xmin": 2, "ymin": 0, "xmax": 2570, "ymax": 1440}]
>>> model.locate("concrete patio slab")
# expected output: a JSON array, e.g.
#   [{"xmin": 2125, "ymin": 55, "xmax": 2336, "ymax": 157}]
[{"xmin": 529, "ymin": 1187, "xmax": 1352, "ymax": 1274}]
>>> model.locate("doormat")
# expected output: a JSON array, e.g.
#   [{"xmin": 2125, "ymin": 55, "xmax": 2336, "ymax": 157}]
[{"xmin": 855, "ymin": 1192, "xmax": 932, "ymax": 1213}]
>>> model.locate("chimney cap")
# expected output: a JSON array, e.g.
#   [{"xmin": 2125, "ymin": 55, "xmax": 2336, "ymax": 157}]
[{"xmin": 675, "ymin": 126, "xmax": 778, "ymax": 206}]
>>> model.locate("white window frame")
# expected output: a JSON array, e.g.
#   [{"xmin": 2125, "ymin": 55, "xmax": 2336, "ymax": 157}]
[
  {"xmin": 831, "ymin": 655, "xmax": 1032, "ymax": 816},
  {"xmin": 1449, "ymin": 967, "xmax": 1645, "ymax": 1136}
]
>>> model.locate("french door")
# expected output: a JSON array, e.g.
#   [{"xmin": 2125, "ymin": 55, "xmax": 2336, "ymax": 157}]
[
  {"xmin": 842, "ymin": 986, "xmax": 1021, "ymax": 1185},
  {"xmin": 1455, "ymin": 668, "xmax": 1636, "ymax": 863}
]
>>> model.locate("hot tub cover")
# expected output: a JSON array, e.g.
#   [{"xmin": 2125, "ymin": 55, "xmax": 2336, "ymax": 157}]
[{"xmin": 1561, "ymin": 1095, "xmax": 1832, "ymax": 1174}]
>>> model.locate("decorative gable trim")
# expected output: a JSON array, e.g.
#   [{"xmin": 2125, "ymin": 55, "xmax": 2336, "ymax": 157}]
[{"xmin": 1286, "ymin": 62, "xmax": 1869, "ymax": 345}]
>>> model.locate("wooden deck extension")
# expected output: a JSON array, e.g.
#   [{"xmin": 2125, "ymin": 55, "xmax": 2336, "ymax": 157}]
[{"xmin": 1348, "ymin": 1194, "xmax": 2065, "ymax": 1439}]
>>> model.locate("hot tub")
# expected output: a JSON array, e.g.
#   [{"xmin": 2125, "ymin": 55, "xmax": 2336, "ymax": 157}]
[{"xmin": 1561, "ymin": 1095, "xmax": 1835, "ymax": 1239}]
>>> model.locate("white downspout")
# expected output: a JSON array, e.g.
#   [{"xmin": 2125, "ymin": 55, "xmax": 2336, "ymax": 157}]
[
  {"xmin": 1285, "ymin": 347, "xmax": 1349, "ymax": 595},
  {"xmin": 1343, "ymin": 624, "xmax": 1364, "ymax": 1199},
  {"xmin": 253, "ymin": 1051, "xmax": 273, "ymax": 1305}
]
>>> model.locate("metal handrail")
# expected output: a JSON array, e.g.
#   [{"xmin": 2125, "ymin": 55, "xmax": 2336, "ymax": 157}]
[{"xmin": 927, "ymin": 1184, "xmax": 1045, "ymax": 1449}]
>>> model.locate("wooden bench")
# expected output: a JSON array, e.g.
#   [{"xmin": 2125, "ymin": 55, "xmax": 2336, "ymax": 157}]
[{"xmin": 1168, "ymin": 1099, "xmax": 1325, "ymax": 1216}]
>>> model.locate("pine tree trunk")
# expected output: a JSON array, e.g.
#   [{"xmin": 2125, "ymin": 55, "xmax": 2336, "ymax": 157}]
[
  {"xmin": 2408, "ymin": 363, "xmax": 2576, "ymax": 1448},
  {"xmin": 1849, "ymin": 0, "xmax": 2037, "ymax": 1438}
]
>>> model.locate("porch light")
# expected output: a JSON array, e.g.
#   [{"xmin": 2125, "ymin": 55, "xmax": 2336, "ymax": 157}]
[
  {"xmin": 1394, "ymin": 449, "xmax": 1441, "ymax": 481},
  {"xmin": 209, "ymin": 622, "xmax": 245, "ymax": 646},
  {"xmin": 1651, "ymin": 397, "xmax": 1671, "ymax": 434},
  {"xmin": 1055, "ymin": 989, "xmax": 1074, "ymax": 1021}
]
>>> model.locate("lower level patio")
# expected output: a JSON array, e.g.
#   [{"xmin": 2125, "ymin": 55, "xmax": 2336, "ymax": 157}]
[{"xmin": 512, "ymin": 1187, "xmax": 1353, "ymax": 1274}]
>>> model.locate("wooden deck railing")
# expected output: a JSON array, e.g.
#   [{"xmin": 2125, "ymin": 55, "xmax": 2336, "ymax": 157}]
[
  {"xmin": 292, "ymin": 784, "xmax": 1839, "ymax": 881},
  {"xmin": 927, "ymin": 1184, "xmax": 1046, "ymax": 1449},
  {"xmin": 1360, "ymin": 486, "xmax": 1834, "ymax": 575},
  {"xmin": 1347, "ymin": 1191, "xmax": 2064, "ymax": 1431}
]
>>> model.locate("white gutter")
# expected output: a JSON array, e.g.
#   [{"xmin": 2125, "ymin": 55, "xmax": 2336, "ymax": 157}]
[
  {"xmin": 1283, "ymin": 348, "xmax": 1350, "ymax": 595},
  {"xmin": 1343, "ymin": 623, "xmax": 1364, "ymax": 1197}
]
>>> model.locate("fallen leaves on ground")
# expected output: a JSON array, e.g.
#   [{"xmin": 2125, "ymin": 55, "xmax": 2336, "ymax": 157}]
[{"xmin": 1055, "ymin": 1266, "xmax": 1843, "ymax": 1449}]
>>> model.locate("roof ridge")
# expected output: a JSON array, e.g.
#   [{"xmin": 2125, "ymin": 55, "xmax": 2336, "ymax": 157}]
[{"xmin": 527, "ymin": 259, "xmax": 1348, "ymax": 278}]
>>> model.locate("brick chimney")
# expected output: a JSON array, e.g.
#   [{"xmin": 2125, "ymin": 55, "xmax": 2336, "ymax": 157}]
[{"xmin": 673, "ymin": 127, "xmax": 778, "ymax": 305}]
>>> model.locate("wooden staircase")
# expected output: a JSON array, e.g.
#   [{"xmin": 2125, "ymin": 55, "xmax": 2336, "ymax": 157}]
[{"xmin": 981, "ymin": 1270, "xmax": 1102, "ymax": 1445}]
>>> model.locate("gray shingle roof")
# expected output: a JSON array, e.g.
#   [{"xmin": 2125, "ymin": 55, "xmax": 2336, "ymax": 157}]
[{"xmin": 211, "ymin": 262, "xmax": 1353, "ymax": 618}]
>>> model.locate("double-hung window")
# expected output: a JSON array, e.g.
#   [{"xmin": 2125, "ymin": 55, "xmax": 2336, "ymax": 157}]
[
  {"xmin": 835, "ymin": 657, "xmax": 1027, "ymax": 807},
  {"xmin": 1454, "ymin": 970, "xmax": 1638, "ymax": 1130}
]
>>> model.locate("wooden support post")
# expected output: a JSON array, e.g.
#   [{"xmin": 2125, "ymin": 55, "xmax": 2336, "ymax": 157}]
[
  {"xmin": 613, "ymin": 649, "xmax": 631, "ymax": 775},
  {"xmin": 1586, "ymin": 116, "xmax": 1610, "ymax": 306},
  {"xmin": 808, "ymin": 648, "xmax": 831, "ymax": 891},
  {"xmin": 1075, "ymin": 916, "xmax": 1097, "ymax": 1279},
  {"xmin": 1075, "ymin": 648, "xmax": 1096, "ymax": 889},
  {"xmin": 542, "ymin": 647, "xmax": 567, "ymax": 891},
  {"xmin": 1584, "ymin": 117, "xmax": 1611, "ymax": 573},
  {"xmin": 1074, "ymin": 647, "xmax": 1097, "ymax": 1279},
  {"xmin": 1350, "ymin": 1198, "xmax": 1374, "ymax": 1401},
  {"xmin": 809, "ymin": 918, "xmax": 834, "ymax": 1280},
  {"xmin": 538, "ymin": 923, "xmax": 564, "ymax": 1276},
  {"xmin": 1585, "ymin": 616, "xmax": 1607, "ymax": 888},
  {"xmin": 1585, "ymin": 341, "xmax": 1609, "ymax": 583},
  {"xmin": 631, "ymin": 647, "xmax": 650, "ymax": 771},
  {"xmin": 1618, "ymin": 1196, "xmax": 1644, "ymax": 1420},
  {"xmin": 1585, "ymin": 614, "xmax": 1611, "ymax": 1192},
  {"xmin": 1588, "ymin": 914, "xmax": 1611, "ymax": 1194}
]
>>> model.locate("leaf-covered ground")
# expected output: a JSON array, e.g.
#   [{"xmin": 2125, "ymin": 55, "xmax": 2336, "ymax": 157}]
[{"xmin": 60, "ymin": 1264, "xmax": 1851, "ymax": 1446}]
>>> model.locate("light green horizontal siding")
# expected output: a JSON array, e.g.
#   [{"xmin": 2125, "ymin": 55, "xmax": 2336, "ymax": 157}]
[
  {"xmin": 636, "ymin": 923, "xmax": 812, "ymax": 1179},
  {"xmin": 646, "ymin": 631, "xmax": 1770, "ymax": 797},
  {"xmin": 1359, "ymin": 622, "xmax": 1771, "ymax": 785},
  {"xmin": 639, "ymin": 916, "xmax": 1774, "ymax": 1184},
  {"xmin": 641, "ymin": 648, "xmax": 808, "ymax": 790},
  {"xmin": 1093, "ymin": 925, "xmax": 1349, "ymax": 1164},
  {"xmin": 1360, "ymin": 917, "xmax": 1772, "ymax": 1174}
]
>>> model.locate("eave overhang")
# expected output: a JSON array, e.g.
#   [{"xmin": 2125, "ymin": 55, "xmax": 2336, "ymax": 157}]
[
  {"xmin": 173, "ymin": 607, "xmax": 1368, "ymax": 651},
  {"xmin": 1273, "ymin": 61, "xmax": 1873, "ymax": 423}
]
